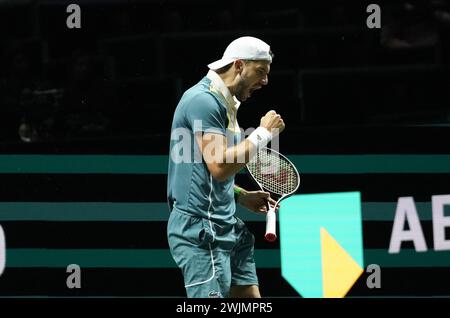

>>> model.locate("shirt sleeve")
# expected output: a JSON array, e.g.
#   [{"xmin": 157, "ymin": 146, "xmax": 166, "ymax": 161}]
[{"xmin": 185, "ymin": 93, "xmax": 227, "ymax": 136}]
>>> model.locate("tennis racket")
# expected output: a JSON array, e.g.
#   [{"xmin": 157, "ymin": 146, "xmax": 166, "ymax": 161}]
[{"xmin": 246, "ymin": 147, "xmax": 300, "ymax": 242}]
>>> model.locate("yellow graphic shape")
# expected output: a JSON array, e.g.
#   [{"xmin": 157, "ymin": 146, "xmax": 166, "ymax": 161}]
[{"xmin": 320, "ymin": 227, "xmax": 364, "ymax": 298}]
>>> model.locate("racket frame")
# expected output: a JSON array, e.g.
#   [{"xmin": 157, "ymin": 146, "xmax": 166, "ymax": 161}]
[{"xmin": 245, "ymin": 147, "xmax": 300, "ymax": 242}]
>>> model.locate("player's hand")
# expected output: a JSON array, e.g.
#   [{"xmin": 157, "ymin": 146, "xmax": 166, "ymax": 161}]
[
  {"xmin": 237, "ymin": 190, "xmax": 279, "ymax": 214},
  {"xmin": 260, "ymin": 110, "xmax": 285, "ymax": 135}
]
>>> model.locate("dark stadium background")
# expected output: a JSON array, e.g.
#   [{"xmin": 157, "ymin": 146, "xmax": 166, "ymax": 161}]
[{"xmin": 0, "ymin": 0, "xmax": 449, "ymax": 297}]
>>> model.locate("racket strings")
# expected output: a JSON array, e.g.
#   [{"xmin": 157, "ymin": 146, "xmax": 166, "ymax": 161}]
[{"xmin": 247, "ymin": 149, "xmax": 299, "ymax": 196}]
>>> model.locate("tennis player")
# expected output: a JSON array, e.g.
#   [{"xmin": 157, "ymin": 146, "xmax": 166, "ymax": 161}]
[{"xmin": 167, "ymin": 36, "xmax": 285, "ymax": 298}]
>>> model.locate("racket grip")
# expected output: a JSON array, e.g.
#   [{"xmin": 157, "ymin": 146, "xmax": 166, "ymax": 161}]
[{"xmin": 265, "ymin": 208, "xmax": 277, "ymax": 242}]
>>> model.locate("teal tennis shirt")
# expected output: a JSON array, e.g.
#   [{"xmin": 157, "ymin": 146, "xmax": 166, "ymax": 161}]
[{"xmin": 167, "ymin": 75, "xmax": 242, "ymax": 225}]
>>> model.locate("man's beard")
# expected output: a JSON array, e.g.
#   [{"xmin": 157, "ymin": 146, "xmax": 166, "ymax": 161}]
[{"xmin": 235, "ymin": 77, "xmax": 251, "ymax": 102}]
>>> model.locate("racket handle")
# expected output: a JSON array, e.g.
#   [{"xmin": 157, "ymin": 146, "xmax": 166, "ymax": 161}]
[{"xmin": 265, "ymin": 208, "xmax": 277, "ymax": 242}]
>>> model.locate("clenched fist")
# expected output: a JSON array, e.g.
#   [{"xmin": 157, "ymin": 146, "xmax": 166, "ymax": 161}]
[{"xmin": 260, "ymin": 110, "xmax": 285, "ymax": 135}]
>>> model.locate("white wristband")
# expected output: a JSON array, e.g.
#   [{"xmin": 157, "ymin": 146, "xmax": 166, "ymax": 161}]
[{"xmin": 247, "ymin": 127, "xmax": 272, "ymax": 150}]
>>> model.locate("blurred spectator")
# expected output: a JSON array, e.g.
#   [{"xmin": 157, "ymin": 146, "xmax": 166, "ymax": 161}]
[
  {"xmin": 0, "ymin": 45, "xmax": 35, "ymax": 141},
  {"xmin": 380, "ymin": 0, "xmax": 450, "ymax": 50},
  {"xmin": 0, "ymin": 42, "xmax": 58, "ymax": 142},
  {"xmin": 432, "ymin": 0, "xmax": 450, "ymax": 25},
  {"xmin": 163, "ymin": 10, "xmax": 183, "ymax": 32},
  {"xmin": 115, "ymin": 9, "xmax": 133, "ymax": 35},
  {"xmin": 56, "ymin": 49, "xmax": 112, "ymax": 139},
  {"xmin": 378, "ymin": 0, "xmax": 450, "ymax": 124},
  {"xmin": 17, "ymin": 88, "xmax": 63, "ymax": 142},
  {"xmin": 432, "ymin": 0, "xmax": 450, "ymax": 65},
  {"xmin": 217, "ymin": 9, "xmax": 234, "ymax": 30}
]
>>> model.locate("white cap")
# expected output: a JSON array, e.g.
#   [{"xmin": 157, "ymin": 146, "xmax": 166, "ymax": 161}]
[{"xmin": 207, "ymin": 36, "xmax": 272, "ymax": 70}]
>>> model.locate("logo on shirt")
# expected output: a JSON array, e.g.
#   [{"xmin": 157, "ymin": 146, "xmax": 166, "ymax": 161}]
[{"xmin": 208, "ymin": 290, "xmax": 221, "ymax": 298}]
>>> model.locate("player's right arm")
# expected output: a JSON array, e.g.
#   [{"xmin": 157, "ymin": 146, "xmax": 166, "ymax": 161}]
[{"xmin": 196, "ymin": 110, "xmax": 285, "ymax": 182}]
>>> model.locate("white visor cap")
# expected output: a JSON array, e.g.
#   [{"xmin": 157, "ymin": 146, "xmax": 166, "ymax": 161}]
[{"xmin": 207, "ymin": 36, "xmax": 272, "ymax": 70}]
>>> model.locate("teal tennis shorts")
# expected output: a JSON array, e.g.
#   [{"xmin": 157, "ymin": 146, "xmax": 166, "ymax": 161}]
[{"xmin": 167, "ymin": 209, "xmax": 259, "ymax": 298}]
